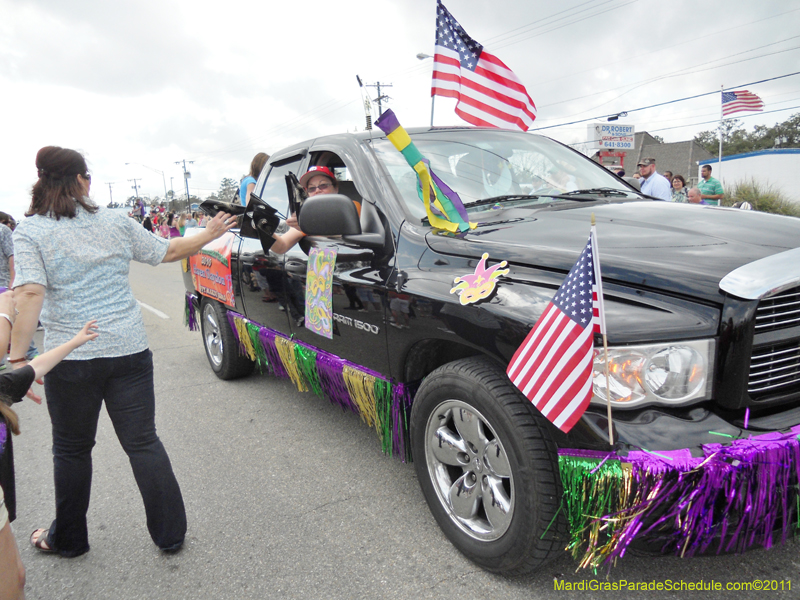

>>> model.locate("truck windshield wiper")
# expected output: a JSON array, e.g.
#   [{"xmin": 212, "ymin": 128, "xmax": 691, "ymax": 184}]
[
  {"xmin": 464, "ymin": 194, "xmax": 541, "ymax": 208},
  {"xmin": 466, "ymin": 192, "xmax": 611, "ymax": 207},
  {"xmin": 561, "ymin": 187, "xmax": 630, "ymax": 197}
]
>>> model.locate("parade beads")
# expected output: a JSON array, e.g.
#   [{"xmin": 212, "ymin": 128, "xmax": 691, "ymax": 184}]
[
  {"xmin": 559, "ymin": 429, "xmax": 800, "ymax": 570},
  {"xmin": 225, "ymin": 310, "xmax": 413, "ymax": 462}
]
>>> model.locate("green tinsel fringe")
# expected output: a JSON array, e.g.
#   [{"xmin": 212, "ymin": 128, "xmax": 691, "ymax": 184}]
[
  {"xmin": 246, "ymin": 321, "xmax": 268, "ymax": 372},
  {"xmin": 224, "ymin": 313, "xmax": 412, "ymax": 460},
  {"xmin": 374, "ymin": 379, "xmax": 393, "ymax": 455},
  {"xmin": 558, "ymin": 454, "xmax": 628, "ymax": 570},
  {"xmin": 294, "ymin": 345, "xmax": 323, "ymax": 397}
]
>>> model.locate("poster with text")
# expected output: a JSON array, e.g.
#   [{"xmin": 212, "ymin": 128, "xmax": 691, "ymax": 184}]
[{"xmin": 189, "ymin": 232, "xmax": 236, "ymax": 308}]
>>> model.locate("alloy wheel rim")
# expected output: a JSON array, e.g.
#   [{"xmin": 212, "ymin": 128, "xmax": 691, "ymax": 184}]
[
  {"xmin": 424, "ymin": 399, "xmax": 514, "ymax": 541},
  {"xmin": 203, "ymin": 305, "xmax": 224, "ymax": 368}
]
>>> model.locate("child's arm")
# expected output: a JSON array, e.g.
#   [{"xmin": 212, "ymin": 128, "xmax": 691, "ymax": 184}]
[
  {"xmin": 28, "ymin": 320, "xmax": 99, "ymax": 380},
  {"xmin": 0, "ymin": 290, "xmax": 15, "ymax": 363}
]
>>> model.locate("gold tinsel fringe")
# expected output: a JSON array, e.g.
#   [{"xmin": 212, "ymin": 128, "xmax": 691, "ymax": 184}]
[
  {"xmin": 234, "ymin": 318, "xmax": 256, "ymax": 361},
  {"xmin": 343, "ymin": 366, "xmax": 379, "ymax": 429},
  {"xmin": 275, "ymin": 336, "xmax": 308, "ymax": 392}
]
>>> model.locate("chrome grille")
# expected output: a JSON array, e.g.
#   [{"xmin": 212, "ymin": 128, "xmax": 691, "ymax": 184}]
[
  {"xmin": 755, "ymin": 287, "xmax": 800, "ymax": 332},
  {"xmin": 749, "ymin": 341, "xmax": 800, "ymax": 396}
]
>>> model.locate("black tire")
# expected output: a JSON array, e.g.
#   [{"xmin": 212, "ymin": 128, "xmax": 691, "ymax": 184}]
[
  {"xmin": 200, "ymin": 298, "xmax": 255, "ymax": 380},
  {"xmin": 410, "ymin": 356, "xmax": 566, "ymax": 575}
]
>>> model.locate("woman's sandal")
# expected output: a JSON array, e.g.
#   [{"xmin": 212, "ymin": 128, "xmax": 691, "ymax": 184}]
[{"xmin": 30, "ymin": 528, "xmax": 55, "ymax": 553}]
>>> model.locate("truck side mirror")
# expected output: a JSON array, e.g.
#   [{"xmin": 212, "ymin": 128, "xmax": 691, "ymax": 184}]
[{"xmin": 298, "ymin": 194, "xmax": 362, "ymax": 236}]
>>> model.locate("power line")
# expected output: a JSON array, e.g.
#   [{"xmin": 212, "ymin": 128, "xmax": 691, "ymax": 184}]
[
  {"xmin": 646, "ymin": 105, "xmax": 800, "ymax": 134},
  {"xmin": 540, "ymin": 41, "xmax": 800, "ymax": 112},
  {"xmin": 566, "ymin": 104, "xmax": 800, "ymax": 147},
  {"xmin": 191, "ymin": 1, "xmax": 638, "ymax": 159},
  {"xmin": 489, "ymin": 0, "xmax": 626, "ymax": 49},
  {"xmin": 480, "ymin": 0, "xmax": 602, "ymax": 46},
  {"xmin": 492, "ymin": 1, "xmax": 641, "ymax": 52},
  {"xmin": 625, "ymin": 94, "xmax": 800, "ymax": 128},
  {"xmin": 531, "ymin": 71, "xmax": 800, "ymax": 131},
  {"xmin": 523, "ymin": 7, "xmax": 800, "ymax": 92}
]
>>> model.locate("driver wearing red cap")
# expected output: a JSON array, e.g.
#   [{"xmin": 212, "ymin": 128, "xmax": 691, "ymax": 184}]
[{"xmin": 270, "ymin": 166, "xmax": 339, "ymax": 254}]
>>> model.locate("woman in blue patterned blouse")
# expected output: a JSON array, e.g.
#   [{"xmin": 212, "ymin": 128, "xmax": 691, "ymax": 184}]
[{"xmin": 9, "ymin": 146, "xmax": 237, "ymax": 558}]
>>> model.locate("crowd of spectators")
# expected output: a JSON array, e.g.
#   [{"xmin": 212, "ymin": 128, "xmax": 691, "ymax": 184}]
[{"xmin": 615, "ymin": 159, "xmax": 725, "ymax": 205}]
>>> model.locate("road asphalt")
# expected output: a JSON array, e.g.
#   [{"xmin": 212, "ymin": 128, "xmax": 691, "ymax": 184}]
[{"xmin": 9, "ymin": 260, "xmax": 800, "ymax": 599}]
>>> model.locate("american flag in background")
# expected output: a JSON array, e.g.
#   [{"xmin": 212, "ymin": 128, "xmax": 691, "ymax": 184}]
[
  {"xmin": 431, "ymin": 0, "xmax": 537, "ymax": 131},
  {"xmin": 506, "ymin": 227, "xmax": 605, "ymax": 433},
  {"xmin": 722, "ymin": 90, "xmax": 764, "ymax": 117}
]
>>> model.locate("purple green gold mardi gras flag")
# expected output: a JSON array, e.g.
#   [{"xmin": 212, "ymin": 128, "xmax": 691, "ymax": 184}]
[{"xmin": 374, "ymin": 109, "xmax": 476, "ymax": 233}]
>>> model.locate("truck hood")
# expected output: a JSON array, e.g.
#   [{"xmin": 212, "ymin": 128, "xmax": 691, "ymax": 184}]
[{"xmin": 425, "ymin": 201, "xmax": 800, "ymax": 302}]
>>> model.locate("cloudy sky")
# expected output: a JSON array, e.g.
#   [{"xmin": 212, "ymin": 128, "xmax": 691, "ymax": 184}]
[{"xmin": 2, "ymin": 0, "xmax": 798, "ymax": 217}]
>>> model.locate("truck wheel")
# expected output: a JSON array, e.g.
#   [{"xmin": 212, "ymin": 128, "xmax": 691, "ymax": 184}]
[
  {"xmin": 410, "ymin": 356, "xmax": 565, "ymax": 575},
  {"xmin": 200, "ymin": 299, "xmax": 254, "ymax": 380}
]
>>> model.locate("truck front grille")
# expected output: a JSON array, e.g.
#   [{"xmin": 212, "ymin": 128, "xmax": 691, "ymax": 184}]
[
  {"xmin": 749, "ymin": 340, "xmax": 800, "ymax": 397},
  {"xmin": 755, "ymin": 287, "xmax": 800, "ymax": 332}
]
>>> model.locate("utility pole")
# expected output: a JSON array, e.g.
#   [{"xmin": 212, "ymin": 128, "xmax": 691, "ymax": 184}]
[
  {"xmin": 126, "ymin": 163, "xmax": 167, "ymax": 202},
  {"xmin": 175, "ymin": 159, "xmax": 194, "ymax": 211},
  {"xmin": 128, "ymin": 178, "xmax": 142, "ymax": 203},
  {"xmin": 365, "ymin": 81, "xmax": 392, "ymax": 116},
  {"xmin": 105, "ymin": 182, "xmax": 115, "ymax": 206}
]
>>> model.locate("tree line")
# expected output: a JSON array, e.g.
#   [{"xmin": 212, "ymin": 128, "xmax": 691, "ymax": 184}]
[
  {"xmin": 204, "ymin": 178, "xmax": 239, "ymax": 204},
  {"xmin": 694, "ymin": 112, "xmax": 800, "ymax": 157}
]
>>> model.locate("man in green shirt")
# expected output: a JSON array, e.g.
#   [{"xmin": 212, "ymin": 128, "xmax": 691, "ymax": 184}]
[{"xmin": 698, "ymin": 164, "xmax": 724, "ymax": 206}]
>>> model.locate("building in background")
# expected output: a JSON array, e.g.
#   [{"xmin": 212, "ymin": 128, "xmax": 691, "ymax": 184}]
[
  {"xmin": 590, "ymin": 129, "xmax": 714, "ymax": 185},
  {"xmin": 698, "ymin": 149, "xmax": 800, "ymax": 203}
]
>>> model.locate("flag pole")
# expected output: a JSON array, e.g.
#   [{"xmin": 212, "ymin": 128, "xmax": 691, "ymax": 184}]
[
  {"xmin": 718, "ymin": 84, "xmax": 724, "ymax": 183},
  {"xmin": 431, "ymin": 95, "xmax": 436, "ymax": 128},
  {"xmin": 592, "ymin": 213, "xmax": 613, "ymax": 447},
  {"xmin": 603, "ymin": 333, "xmax": 613, "ymax": 446}
]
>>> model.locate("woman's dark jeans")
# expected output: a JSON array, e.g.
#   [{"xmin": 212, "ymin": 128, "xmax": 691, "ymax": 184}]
[{"xmin": 43, "ymin": 349, "xmax": 186, "ymax": 557}]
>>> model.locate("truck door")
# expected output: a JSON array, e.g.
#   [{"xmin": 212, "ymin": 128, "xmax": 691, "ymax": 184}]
[
  {"xmin": 240, "ymin": 155, "xmax": 305, "ymax": 334},
  {"xmin": 281, "ymin": 157, "xmax": 391, "ymax": 375}
]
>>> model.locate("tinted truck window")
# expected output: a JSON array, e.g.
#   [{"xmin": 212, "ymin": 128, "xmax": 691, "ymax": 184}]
[{"xmin": 255, "ymin": 157, "xmax": 303, "ymax": 219}]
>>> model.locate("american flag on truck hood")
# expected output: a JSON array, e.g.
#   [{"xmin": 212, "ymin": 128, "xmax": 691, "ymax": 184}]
[
  {"xmin": 431, "ymin": 0, "xmax": 537, "ymax": 131},
  {"xmin": 722, "ymin": 90, "xmax": 764, "ymax": 117},
  {"xmin": 506, "ymin": 226, "xmax": 605, "ymax": 433}
]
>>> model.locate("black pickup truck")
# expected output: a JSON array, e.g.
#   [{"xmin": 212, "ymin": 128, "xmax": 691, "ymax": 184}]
[{"xmin": 183, "ymin": 126, "xmax": 800, "ymax": 574}]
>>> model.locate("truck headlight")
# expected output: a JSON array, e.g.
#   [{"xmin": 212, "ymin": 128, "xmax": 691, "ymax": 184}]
[{"xmin": 590, "ymin": 339, "xmax": 714, "ymax": 408}]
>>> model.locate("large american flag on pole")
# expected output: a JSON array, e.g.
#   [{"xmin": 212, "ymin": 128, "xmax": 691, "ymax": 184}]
[
  {"xmin": 431, "ymin": 0, "xmax": 537, "ymax": 131},
  {"xmin": 722, "ymin": 90, "xmax": 764, "ymax": 117},
  {"xmin": 506, "ymin": 227, "xmax": 605, "ymax": 433}
]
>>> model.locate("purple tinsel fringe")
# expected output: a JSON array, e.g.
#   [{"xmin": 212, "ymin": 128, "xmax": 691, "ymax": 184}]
[
  {"xmin": 222, "ymin": 314, "xmax": 416, "ymax": 460},
  {"xmin": 392, "ymin": 383, "xmax": 414, "ymax": 463},
  {"xmin": 185, "ymin": 293, "xmax": 198, "ymax": 331},
  {"xmin": 316, "ymin": 350, "xmax": 355, "ymax": 412},
  {"xmin": 257, "ymin": 327, "xmax": 289, "ymax": 379},
  {"xmin": 560, "ymin": 424, "xmax": 800, "ymax": 564},
  {"xmin": 227, "ymin": 311, "xmax": 247, "ymax": 355}
]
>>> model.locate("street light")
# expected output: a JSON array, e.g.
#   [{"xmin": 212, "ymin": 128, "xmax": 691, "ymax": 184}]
[{"xmin": 125, "ymin": 162, "xmax": 168, "ymax": 201}]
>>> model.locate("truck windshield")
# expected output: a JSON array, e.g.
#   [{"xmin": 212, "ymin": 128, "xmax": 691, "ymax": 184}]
[{"xmin": 370, "ymin": 130, "xmax": 634, "ymax": 221}]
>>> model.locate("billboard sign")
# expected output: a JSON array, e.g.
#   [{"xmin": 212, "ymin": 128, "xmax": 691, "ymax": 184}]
[{"xmin": 596, "ymin": 124, "xmax": 635, "ymax": 149}]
